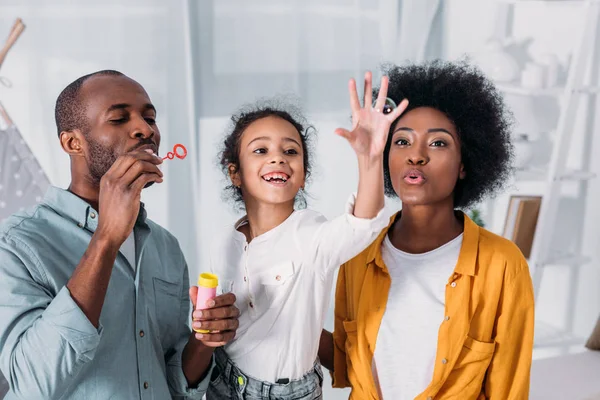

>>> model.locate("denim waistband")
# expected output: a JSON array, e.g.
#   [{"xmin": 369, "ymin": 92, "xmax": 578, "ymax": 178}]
[{"xmin": 213, "ymin": 347, "xmax": 323, "ymax": 398}]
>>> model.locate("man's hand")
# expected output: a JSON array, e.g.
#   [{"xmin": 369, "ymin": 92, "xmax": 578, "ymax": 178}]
[
  {"xmin": 96, "ymin": 149, "xmax": 163, "ymax": 246},
  {"xmin": 189, "ymin": 288, "xmax": 239, "ymax": 347}
]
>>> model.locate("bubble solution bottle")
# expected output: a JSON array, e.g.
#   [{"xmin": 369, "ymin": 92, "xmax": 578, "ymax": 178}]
[{"xmin": 194, "ymin": 273, "xmax": 218, "ymax": 334}]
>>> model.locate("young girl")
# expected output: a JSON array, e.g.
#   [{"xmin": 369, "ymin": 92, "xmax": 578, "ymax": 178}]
[
  {"xmin": 319, "ymin": 60, "xmax": 535, "ymax": 400},
  {"xmin": 200, "ymin": 75, "xmax": 408, "ymax": 399}
]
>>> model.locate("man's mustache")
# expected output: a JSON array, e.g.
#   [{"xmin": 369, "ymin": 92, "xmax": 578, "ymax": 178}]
[{"xmin": 129, "ymin": 139, "xmax": 158, "ymax": 153}]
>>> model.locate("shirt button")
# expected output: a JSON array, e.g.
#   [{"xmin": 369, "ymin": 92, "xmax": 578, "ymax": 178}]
[
  {"xmin": 450, "ymin": 282, "xmax": 457, "ymax": 288},
  {"xmin": 244, "ymin": 276, "xmax": 247, "ymax": 282},
  {"xmin": 143, "ymin": 382, "xmax": 149, "ymax": 389},
  {"xmin": 139, "ymin": 330, "xmax": 145, "ymax": 337},
  {"xmin": 249, "ymin": 302, "xmax": 254, "ymax": 308},
  {"xmin": 77, "ymin": 222, "xmax": 84, "ymax": 228},
  {"xmin": 442, "ymin": 358, "xmax": 448, "ymax": 364},
  {"xmin": 90, "ymin": 212, "xmax": 96, "ymax": 219},
  {"xmin": 275, "ymin": 275, "xmax": 281, "ymax": 281},
  {"xmin": 444, "ymin": 316, "xmax": 450, "ymax": 321}
]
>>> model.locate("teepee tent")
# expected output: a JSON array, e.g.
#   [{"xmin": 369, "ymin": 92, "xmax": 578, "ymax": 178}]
[
  {"xmin": 0, "ymin": 17, "xmax": 51, "ymax": 398},
  {"xmin": 0, "ymin": 18, "xmax": 50, "ymax": 223},
  {"xmin": 0, "ymin": 103, "xmax": 51, "ymax": 221}
]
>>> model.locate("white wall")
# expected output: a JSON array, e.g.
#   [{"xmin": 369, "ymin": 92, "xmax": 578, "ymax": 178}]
[{"xmin": 444, "ymin": 0, "xmax": 600, "ymax": 358}]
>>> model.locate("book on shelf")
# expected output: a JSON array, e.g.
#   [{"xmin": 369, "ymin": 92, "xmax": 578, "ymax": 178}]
[{"xmin": 503, "ymin": 195, "xmax": 542, "ymax": 258}]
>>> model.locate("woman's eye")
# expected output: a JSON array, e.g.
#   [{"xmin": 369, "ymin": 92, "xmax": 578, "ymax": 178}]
[{"xmin": 253, "ymin": 148, "xmax": 267, "ymax": 154}]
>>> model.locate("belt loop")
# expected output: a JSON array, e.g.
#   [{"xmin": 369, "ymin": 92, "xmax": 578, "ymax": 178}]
[
  {"xmin": 224, "ymin": 361, "xmax": 233, "ymax": 383},
  {"xmin": 262, "ymin": 381, "xmax": 271, "ymax": 398}
]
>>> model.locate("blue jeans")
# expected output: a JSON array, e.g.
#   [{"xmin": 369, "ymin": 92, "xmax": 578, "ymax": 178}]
[{"xmin": 207, "ymin": 348, "xmax": 324, "ymax": 400}]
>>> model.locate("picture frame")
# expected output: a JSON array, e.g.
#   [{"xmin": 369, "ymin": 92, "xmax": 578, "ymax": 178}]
[{"xmin": 502, "ymin": 195, "xmax": 542, "ymax": 258}]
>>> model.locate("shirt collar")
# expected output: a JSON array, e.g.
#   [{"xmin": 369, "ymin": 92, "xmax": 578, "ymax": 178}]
[
  {"xmin": 232, "ymin": 211, "xmax": 297, "ymax": 243},
  {"xmin": 368, "ymin": 210, "xmax": 480, "ymax": 277},
  {"xmin": 42, "ymin": 186, "xmax": 148, "ymax": 232}
]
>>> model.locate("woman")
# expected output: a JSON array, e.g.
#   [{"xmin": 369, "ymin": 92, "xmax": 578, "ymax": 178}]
[{"xmin": 319, "ymin": 60, "xmax": 534, "ymax": 400}]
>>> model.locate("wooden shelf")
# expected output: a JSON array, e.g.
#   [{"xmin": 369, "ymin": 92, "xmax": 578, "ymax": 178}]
[
  {"xmin": 558, "ymin": 170, "xmax": 597, "ymax": 181},
  {"xmin": 496, "ymin": 83, "xmax": 600, "ymax": 96},
  {"xmin": 498, "ymin": 0, "xmax": 596, "ymax": 4},
  {"xmin": 515, "ymin": 167, "xmax": 548, "ymax": 182},
  {"xmin": 497, "ymin": 83, "xmax": 565, "ymax": 96},
  {"xmin": 515, "ymin": 167, "xmax": 596, "ymax": 182}
]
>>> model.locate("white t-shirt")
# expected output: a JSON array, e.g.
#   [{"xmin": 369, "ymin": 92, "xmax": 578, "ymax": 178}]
[
  {"xmin": 120, "ymin": 231, "xmax": 136, "ymax": 272},
  {"xmin": 210, "ymin": 195, "xmax": 388, "ymax": 382},
  {"xmin": 373, "ymin": 233, "xmax": 463, "ymax": 400}
]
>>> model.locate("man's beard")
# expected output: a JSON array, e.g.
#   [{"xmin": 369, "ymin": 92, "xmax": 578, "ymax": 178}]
[
  {"xmin": 86, "ymin": 136, "xmax": 158, "ymax": 187},
  {"xmin": 86, "ymin": 136, "xmax": 119, "ymax": 186}
]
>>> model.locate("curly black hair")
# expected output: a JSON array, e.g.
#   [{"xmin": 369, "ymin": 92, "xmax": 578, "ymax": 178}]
[
  {"xmin": 218, "ymin": 99, "xmax": 315, "ymax": 210},
  {"xmin": 379, "ymin": 60, "xmax": 514, "ymax": 209}
]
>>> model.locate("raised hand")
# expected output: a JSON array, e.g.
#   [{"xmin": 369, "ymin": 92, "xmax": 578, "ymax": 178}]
[
  {"xmin": 96, "ymin": 149, "xmax": 163, "ymax": 246},
  {"xmin": 335, "ymin": 71, "xmax": 409, "ymax": 158}
]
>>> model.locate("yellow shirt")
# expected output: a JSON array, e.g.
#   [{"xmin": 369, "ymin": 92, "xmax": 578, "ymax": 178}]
[{"xmin": 332, "ymin": 212, "xmax": 534, "ymax": 400}]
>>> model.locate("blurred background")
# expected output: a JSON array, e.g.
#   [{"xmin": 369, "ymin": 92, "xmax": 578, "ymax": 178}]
[{"xmin": 1, "ymin": 0, "xmax": 600, "ymax": 398}]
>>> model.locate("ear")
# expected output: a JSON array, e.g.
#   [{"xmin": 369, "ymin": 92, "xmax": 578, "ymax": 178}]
[
  {"xmin": 59, "ymin": 130, "xmax": 85, "ymax": 157},
  {"xmin": 459, "ymin": 163, "xmax": 466, "ymax": 180},
  {"xmin": 228, "ymin": 163, "xmax": 241, "ymax": 187}
]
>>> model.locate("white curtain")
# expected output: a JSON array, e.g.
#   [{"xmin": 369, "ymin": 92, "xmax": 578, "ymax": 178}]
[{"xmin": 188, "ymin": 0, "xmax": 443, "ymax": 276}]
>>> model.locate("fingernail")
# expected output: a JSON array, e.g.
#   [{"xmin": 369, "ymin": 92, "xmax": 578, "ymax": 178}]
[
  {"xmin": 193, "ymin": 321, "xmax": 201, "ymax": 329},
  {"xmin": 195, "ymin": 311, "xmax": 202, "ymax": 318},
  {"xmin": 206, "ymin": 299, "xmax": 215, "ymax": 307},
  {"xmin": 144, "ymin": 149, "xmax": 154, "ymax": 154},
  {"xmin": 195, "ymin": 333, "xmax": 204, "ymax": 340}
]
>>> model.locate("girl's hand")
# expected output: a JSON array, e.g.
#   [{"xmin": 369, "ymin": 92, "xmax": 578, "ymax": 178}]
[{"xmin": 335, "ymin": 71, "xmax": 409, "ymax": 159}]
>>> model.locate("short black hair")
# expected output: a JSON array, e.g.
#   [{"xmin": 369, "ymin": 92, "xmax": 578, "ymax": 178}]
[
  {"xmin": 380, "ymin": 60, "xmax": 514, "ymax": 209},
  {"xmin": 55, "ymin": 70, "xmax": 124, "ymax": 136},
  {"xmin": 219, "ymin": 99, "xmax": 315, "ymax": 210}
]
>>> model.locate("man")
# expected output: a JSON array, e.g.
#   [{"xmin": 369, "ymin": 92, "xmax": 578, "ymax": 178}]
[{"xmin": 0, "ymin": 70, "xmax": 239, "ymax": 399}]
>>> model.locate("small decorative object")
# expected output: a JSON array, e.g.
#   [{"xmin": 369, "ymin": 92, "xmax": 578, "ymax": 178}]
[
  {"xmin": 585, "ymin": 315, "xmax": 600, "ymax": 351},
  {"xmin": 503, "ymin": 195, "xmax": 542, "ymax": 258},
  {"xmin": 520, "ymin": 62, "xmax": 547, "ymax": 89},
  {"xmin": 503, "ymin": 94, "xmax": 544, "ymax": 141},
  {"xmin": 537, "ymin": 53, "xmax": 560, "ymax": 88},
  {"xmin": 474, "ymin": 39, "xmax": 520, "ymax": 83},
  {"xmin": 468, "ymin": 208, "xmax": 485, "ymax": 228},
  {"xmin": 513, "ymin": 134, "xmax": 535, "ymax": 170}
]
